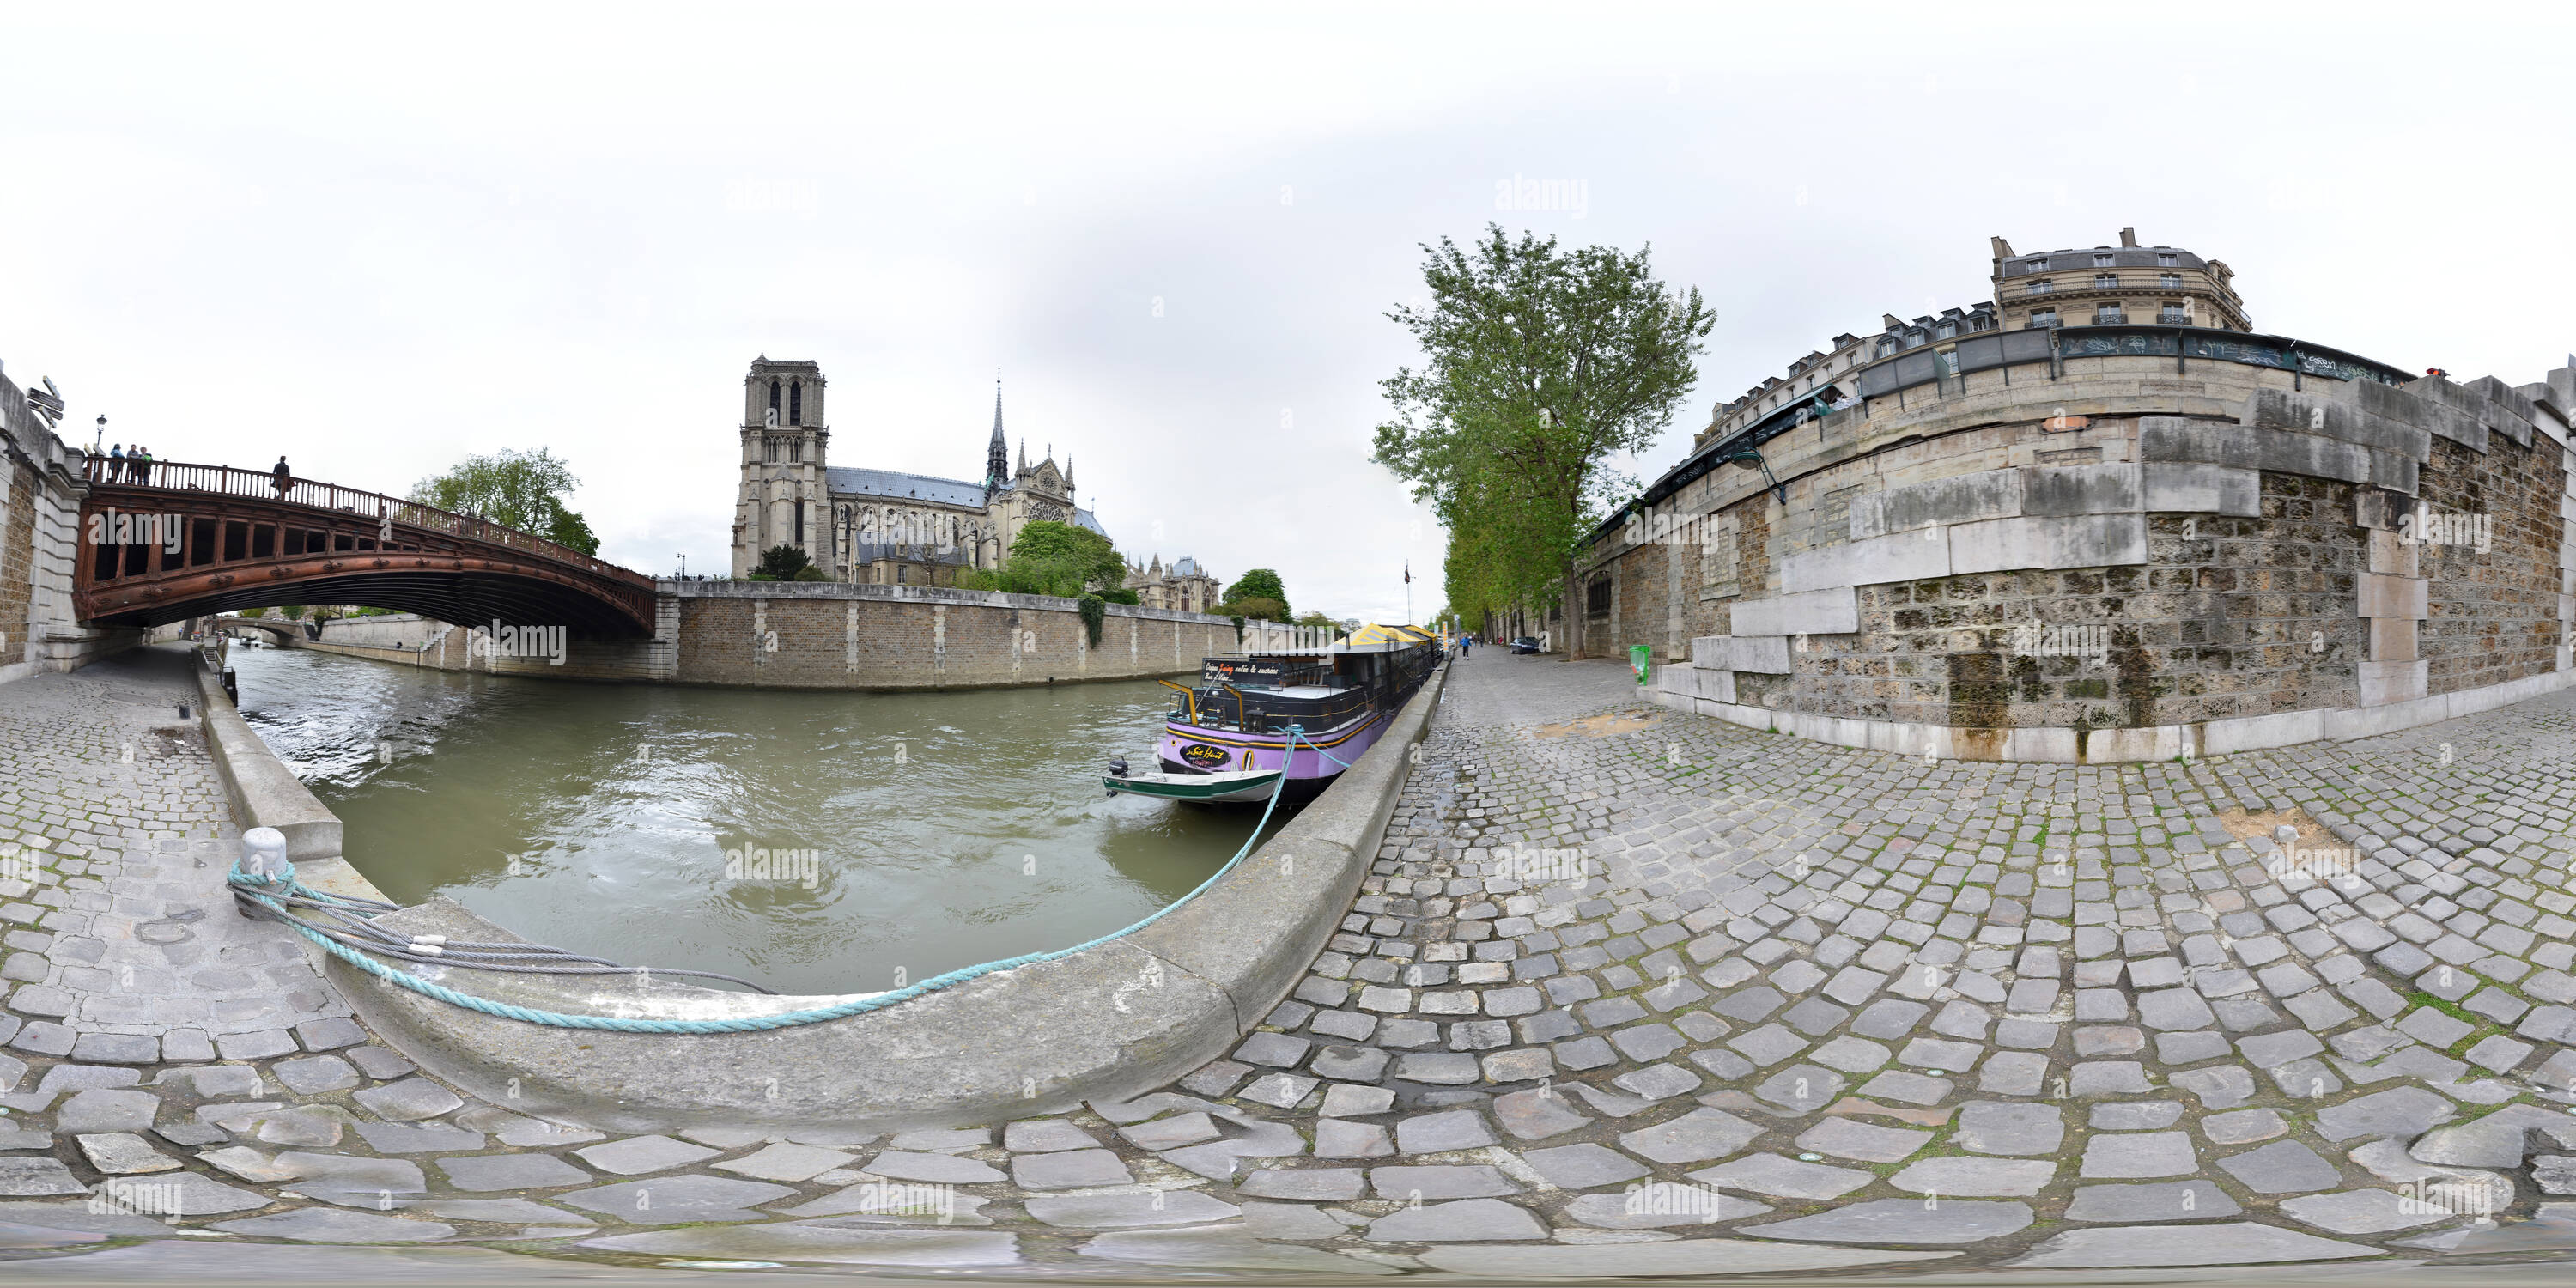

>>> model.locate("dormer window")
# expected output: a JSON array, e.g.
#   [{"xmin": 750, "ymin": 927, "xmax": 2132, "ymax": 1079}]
[
  {"xmin": 2026, "ymin": 258, "xmax": 2049, "ymax": 271},
  {"xmin": 1935, "ymin": 322, "xmax": 1956, "ymax": 339},
  {"xmin": 1969, "ymin": 313, "xmax": 1990, "ymax": 331},
  {"xmin": 2156, "ymin": 253, "xmax": 2178, "ymax": 267},
  {"xmin": 1875, "ymin": 337, "xmax": 1897, "ymax": 357},
  {"xmin": 2093, "ymin": 253, "xmax": 2115, "ymax": 267}
]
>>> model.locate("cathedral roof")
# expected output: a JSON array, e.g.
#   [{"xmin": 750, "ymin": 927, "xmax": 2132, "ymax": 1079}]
[
  {"xmin": 826, "ymin": 467, "xmax": 990, "ymax": 507},
  {"xmin": 823, "ymin": 467, "xmax": 1106, "ymax": 535},
  {"xmin": 1170, "ymin": 556, "xmax": 1202, "ymax": 577}
]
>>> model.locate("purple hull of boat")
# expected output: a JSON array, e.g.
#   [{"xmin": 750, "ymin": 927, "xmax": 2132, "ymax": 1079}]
[{"xmin": 1156, "ymin": 710, "xmax": 1391, "ymax": 782}]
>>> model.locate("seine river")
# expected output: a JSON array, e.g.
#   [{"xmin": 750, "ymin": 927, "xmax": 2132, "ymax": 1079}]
[{"xmin": 225, "ymin": 645, "xmax": 1284, "ymax": 994}]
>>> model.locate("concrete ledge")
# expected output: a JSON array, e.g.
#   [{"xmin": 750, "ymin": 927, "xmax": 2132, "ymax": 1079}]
[
  {"xmin": 2202, "ymin": 708, "xmax": 2325, "ymax": 756},
  {"xmin": 1948, "ymin": 514, "xmax": 2148, "ymax": 575},
  {"xmin": 1782, "ymin": 528, "xmax": 1950, "ymax": 593},
  {"xmin": 1653, "ymin": 668, "xmax": 2573, "ymax": 763},
  {"xmin": 1689, "ymin": 635, "xmax": 1791, "ymax": 674},
  {"xmin": 1728, "ymin": 588, "xmax": 1859, "ymax": 637},
  {"xmin": 325, "ymin": 659, "xmax": 1452, "ymax": 1133},
  {"xmin": 193, "ymin": 661, "xmax": 343, "ymax": 862}
]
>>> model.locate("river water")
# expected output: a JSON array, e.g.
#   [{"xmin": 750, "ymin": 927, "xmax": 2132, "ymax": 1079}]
[{"xmin": 224, "ymin": 646, "xmax": 1285, "ymax": 994}]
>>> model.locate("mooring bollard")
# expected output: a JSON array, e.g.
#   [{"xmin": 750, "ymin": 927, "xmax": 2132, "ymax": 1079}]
[{"xmin": 237, "ymin": 827, "xmax": 288, "ymax": 918}]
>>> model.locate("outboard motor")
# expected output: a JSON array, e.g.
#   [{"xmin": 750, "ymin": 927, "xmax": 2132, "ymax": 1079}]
[{"xmin": 1107, "ymin": 756, "xmax": 1130, "ymax": 778}]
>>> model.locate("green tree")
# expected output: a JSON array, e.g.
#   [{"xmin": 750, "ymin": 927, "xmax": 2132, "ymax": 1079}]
[
  {"xmin": 1372, "ymin": 224, "xmax": 1714, "ymax": 655},
  {"xmin": 1293, "ymin": 611, "xmax": 1339, "ymax": 629},
  {"xmin": 279, "ymin": 605, "xmax": 307, "ymax": 621},
  {"xmin": 412, "ymin": 447, "xmax": 602, "ymax": 547},
  {"xmin": 542, "ymin": 498, "xmax": 601, "ymax": 556},
  {"xmin": 1222, "ymin": 568, "xmax": 1291, "ymax": 622},
  {"xmin": 999, "ymin": 520, "xmax": 1125, "ymax": 598},
  {"xmin": 1223, "ymin": 595, "xmax": 1288, "ymax": 623},
  {"xmin": 754, "ymin": 544, "xmax": 811, "ymax": 579},
  {"xmin": 240, "ymin": 606, "xmax": 269, "ymax": 619}
]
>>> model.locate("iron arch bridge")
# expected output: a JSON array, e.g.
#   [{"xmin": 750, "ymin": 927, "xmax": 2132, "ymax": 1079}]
[{"xmin": 76, "ymin": 459, "xmax": 656, "ymax": 636}]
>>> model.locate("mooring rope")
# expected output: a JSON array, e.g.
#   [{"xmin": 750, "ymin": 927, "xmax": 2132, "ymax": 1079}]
[{"xmin": 225, "ymin": 726, "xmax": 1316, "ymax": 1032}]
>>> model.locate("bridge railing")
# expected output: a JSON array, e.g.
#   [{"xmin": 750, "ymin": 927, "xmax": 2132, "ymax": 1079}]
[{"xmin": 84, "ymin": 455, "xmax": 647, "ymax": 585}]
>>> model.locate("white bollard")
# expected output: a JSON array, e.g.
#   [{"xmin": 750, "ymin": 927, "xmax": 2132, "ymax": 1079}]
[{"xmin": 241, "ymin": 827, "xmax": 288, "ymax": 878}]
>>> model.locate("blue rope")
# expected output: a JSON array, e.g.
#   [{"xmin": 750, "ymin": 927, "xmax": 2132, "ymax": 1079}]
[{"xmin": 228, "ymin": 729, "xmax": 1310, "ymax": 1032}]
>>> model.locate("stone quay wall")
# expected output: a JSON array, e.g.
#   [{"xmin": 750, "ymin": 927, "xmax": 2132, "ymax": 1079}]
[
  {"xmin": 290, "ymin": 584, "xmax": 1256, "ymax": 690},
  {"xmin": 1593, "ymin": 342, "xmax": 2576, "ymax": 762}
]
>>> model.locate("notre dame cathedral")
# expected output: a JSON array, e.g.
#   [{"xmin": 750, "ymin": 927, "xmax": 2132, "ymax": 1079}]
[{"xmin": 727, "ymin": 357, "xmax": 1218, "ymax": 610}]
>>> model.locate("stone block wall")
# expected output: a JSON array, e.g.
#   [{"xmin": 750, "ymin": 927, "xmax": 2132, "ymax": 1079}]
[
  {"xmin": 0, "ymin": 365, "xmax": 141, "ymax": 687},
  {"xmin": 299, "ymin": 586, "xmax": 1242, "ymax": 691},
  {"xmin": 1620, "ymin": 344, "xmax": 2576, "ymax": 760}
]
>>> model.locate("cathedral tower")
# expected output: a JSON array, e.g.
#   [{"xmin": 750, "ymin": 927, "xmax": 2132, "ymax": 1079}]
[{"xmin": 730, "ymin": 357, "xmax": 831, "ymax": 578}]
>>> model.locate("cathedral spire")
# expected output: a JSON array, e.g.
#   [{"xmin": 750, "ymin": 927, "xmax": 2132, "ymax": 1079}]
[{"xmin": 985, "ymin": 371, "xmax": 1008, "ymax": 495}]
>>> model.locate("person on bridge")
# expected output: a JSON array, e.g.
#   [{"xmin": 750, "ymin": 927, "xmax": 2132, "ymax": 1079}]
[
  {"xmin": 272, "ymin": 455, "xmax": 293, "ymax": 499},
  {"xmin": 105, "ymin": 444, "xmax": 123, "ymax": 480},
  {"xmin": 131, "ymin": 445, "xmax": 152, "ymax": 483}
]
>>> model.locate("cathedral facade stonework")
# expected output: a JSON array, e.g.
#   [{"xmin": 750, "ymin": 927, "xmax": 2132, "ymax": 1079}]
[{"xmin": 731, "ymin": 357, "xmax": 1162, "ymax": 587}]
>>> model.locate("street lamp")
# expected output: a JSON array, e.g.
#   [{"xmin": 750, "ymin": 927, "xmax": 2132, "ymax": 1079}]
[
  {"xmin": 677, "ymin": 553, "xmax": 687, "ymax": 580},
  {"xmin": 1724, "ymin": 447, "xmax": 1789, "ymax": 504},
  {"xmin": 92, "ymin": 415, "xmax": 106, "ymax": 456}
]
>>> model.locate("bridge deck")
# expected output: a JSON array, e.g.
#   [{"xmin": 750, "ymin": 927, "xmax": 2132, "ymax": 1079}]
[{"xmin": 77, "ymin": 458, "xmax": 657, "ymax": 635}]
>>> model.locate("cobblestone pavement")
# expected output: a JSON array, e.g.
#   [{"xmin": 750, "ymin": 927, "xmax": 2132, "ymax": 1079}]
[{"xmin": 0, "ymin": 647, "xmax": 2572, "ymax": 1279}]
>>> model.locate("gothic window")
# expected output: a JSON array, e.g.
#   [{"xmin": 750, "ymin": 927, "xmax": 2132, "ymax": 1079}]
[
  {"xmin": 769, "ymin": 380, "xmax": 781, "ymax": 416},
  {"xmin": 789, "ymin": 381, "xmax": 803, "ymax": 427},
  {"xmin": 767, "ymin": 440, "xmax": 779, "ymax": 464}
]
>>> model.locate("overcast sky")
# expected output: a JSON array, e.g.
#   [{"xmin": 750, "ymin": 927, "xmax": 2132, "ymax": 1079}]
[{"xmin": 8, "ymin": 4, "xmax": 2575, "ymax": 625}]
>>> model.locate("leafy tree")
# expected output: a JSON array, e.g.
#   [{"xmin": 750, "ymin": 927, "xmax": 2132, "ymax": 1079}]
[
  {"xmin": 953, "ymin": 568, "xmax": 1001, "ymax": 592},
  {"xmin": 1293, "ymin": 611, "xmax": 1339, "ymax": 629},
  {"xmin": 999, "ymin": 520, "xmax": 1125, "ymax": 598},
  {"xmin": 1097, "ymin": 586, "xmax": 1139, "ymax": 605},
  {"xmin": 240, "ymin": 606, "xmax": 269, "ymax": 619},
  {"xmin": 279, "ymin": 605, "xmax": 307, "ymax": 620},
  {"xmin": 1224, "ymin": 568, "xmax": 1290, "ymax": 620},
  {"xmin": 755, "ymin": 544, "xmax": 811, "ymax": 579},
  {"xmin": 1372, "ymin": 224, "xmax": 1714, "ymax": 655},
  {"xmin": 412, "ymin": 447, "xmax": 602, "ymax": 547},
  {"xmin": 1223, "ymin": 595, "xmax": 1288, "ymax": 623},
  {"xmin": 792, "ymin": 565, "xmax": 829, "ymax": 581},
  {"xmin": 542, "ymin": 499, "xmax": 600, "ymax": 556}
]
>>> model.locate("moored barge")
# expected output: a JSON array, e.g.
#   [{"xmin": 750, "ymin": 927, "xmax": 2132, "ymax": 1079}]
[{"xmin": 1112, "ymin": 623, "xmax": 1439, "ymax": 799}]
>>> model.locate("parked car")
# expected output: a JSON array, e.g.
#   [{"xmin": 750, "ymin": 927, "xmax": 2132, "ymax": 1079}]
[{"xmin": 1510, "ymin": 636, "xmax": 1540, "ymax": 654}]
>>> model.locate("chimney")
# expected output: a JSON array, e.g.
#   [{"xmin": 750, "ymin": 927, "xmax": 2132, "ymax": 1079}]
[
  {"xmin": 2119, "ymin": 227, "xmax": 2138, "ymax": 248},
  {"xmin": 1882, "ymin": 313, "xmax": 1904, "ymax": 330},
  {"xmin": 1990, "ymin": 236, "xmax": 2014, "ymax": 260}
]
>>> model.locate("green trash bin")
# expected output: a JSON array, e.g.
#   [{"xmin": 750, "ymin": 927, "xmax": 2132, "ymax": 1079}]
[{"xmin": 1631, "ymin": 644, "xmax": 1651, "ymax": 686}]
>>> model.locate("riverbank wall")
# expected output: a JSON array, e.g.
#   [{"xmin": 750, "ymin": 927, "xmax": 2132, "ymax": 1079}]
[{"xmin": 284, "ymin": 584, "xmax": 1334, "ymax": 690}]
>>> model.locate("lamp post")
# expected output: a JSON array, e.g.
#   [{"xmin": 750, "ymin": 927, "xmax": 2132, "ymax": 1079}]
[
  {"xmin": 92, "ymin": 415, "xmax": 106, "ymax": 456},
  {"xmin": 677, "ymin": 553, "xmax": 687, "ymax": 580}
]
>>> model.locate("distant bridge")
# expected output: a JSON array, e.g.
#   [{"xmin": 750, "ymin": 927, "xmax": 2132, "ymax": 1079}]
[
  {"xmin": 210, "ymin": 614, "xmax": 305, "ymax": 642},
  {"xmin": 76, "ymin": 459, "xmax": 656, "ymax": 635}
]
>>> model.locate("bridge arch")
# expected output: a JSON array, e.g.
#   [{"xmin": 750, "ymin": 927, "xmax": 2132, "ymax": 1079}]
[{"xmin": 76, "ymin": 459, "xmax": 656, "ymax": 635}]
